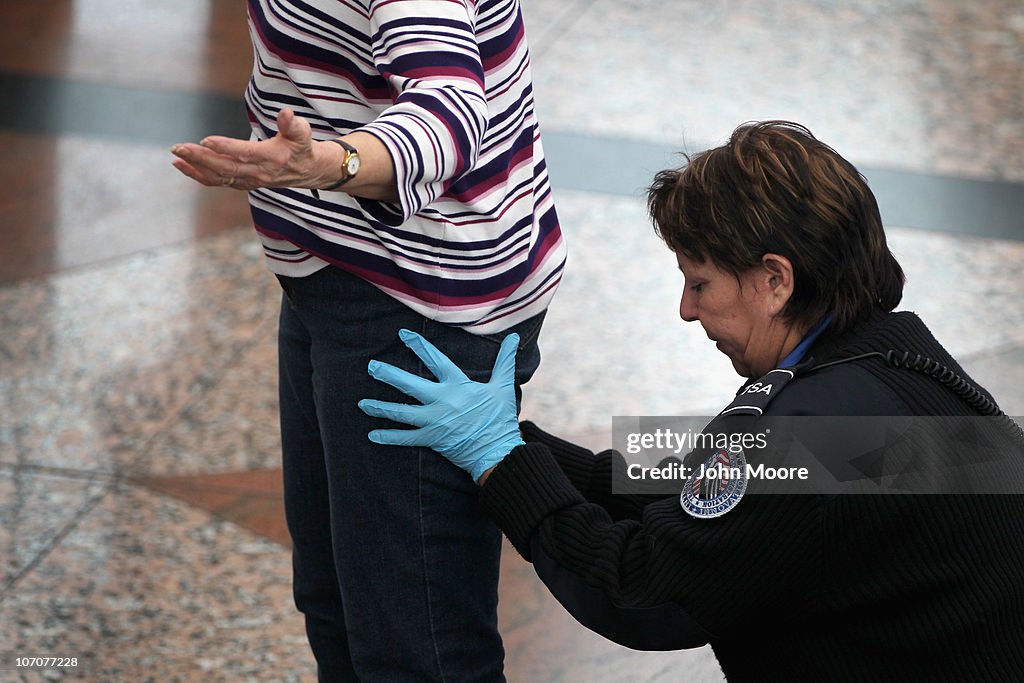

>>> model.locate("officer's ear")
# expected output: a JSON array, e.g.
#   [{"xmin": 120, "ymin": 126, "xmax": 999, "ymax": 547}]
[{"xmin": 759, "ymin": 253, "xmax": 795, "ymax": 315}]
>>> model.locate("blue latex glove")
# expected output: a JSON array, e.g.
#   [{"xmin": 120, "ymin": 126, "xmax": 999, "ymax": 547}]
[{"xmin": 358, "ymin": 329, "xmax": 524, "ymax": 483}]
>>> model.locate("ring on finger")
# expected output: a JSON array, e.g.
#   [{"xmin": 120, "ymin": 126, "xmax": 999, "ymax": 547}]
[{"xmin": 222, "ymin": 176, "xmax": 236, "ymax": 187}]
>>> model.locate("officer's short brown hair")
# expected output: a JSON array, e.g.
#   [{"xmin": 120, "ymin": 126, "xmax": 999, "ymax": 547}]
[{"xmin": 647, "ymin": 120, "xmax": 904, "ymax": 335}]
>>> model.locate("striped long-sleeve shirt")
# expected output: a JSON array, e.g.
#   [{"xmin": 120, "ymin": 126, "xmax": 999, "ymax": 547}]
[{"xmin": 244, "ymin": 0, "xmax": 566, "ymax": 333}]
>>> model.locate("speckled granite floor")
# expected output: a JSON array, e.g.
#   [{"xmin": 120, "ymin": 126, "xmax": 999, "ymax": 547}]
[{"xmin": 1, "ymin": 1, "xmax": 1022, "ymax": 681}]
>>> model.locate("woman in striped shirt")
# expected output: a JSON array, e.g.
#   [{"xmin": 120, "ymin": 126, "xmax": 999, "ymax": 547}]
[{"xmin": 172, "ymin": 1, "xmax": 565, "ymax": 680}]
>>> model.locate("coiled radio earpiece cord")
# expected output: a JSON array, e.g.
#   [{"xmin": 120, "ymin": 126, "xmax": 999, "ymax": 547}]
[{"xmin": 806, "ymin": 350, "xmax": 1024, "ymax": 446}]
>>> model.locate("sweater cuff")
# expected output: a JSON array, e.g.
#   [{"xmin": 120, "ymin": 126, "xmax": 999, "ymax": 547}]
[
  {"xmin": 518, "ymin": 421, "xmax": 605, "ymax": 495},
  {"xmin": 480, "ymin": 443, "xmax": 586, "ymax": 559}
]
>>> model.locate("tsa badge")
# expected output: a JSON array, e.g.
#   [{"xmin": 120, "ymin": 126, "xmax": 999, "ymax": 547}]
[{"xmin": 680, "ymin": 443, "xmax": 748, "ymax": 519}]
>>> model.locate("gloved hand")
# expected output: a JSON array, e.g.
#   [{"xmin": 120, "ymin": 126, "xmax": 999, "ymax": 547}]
[{"xmin": 358, "ymin": 329, "xmax": 524, "ymax": 483}]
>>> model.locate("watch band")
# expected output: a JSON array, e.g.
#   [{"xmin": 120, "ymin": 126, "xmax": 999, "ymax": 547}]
[{"xmin": 320, "ymin": 139, "xmax": 359, "ymax": 191}]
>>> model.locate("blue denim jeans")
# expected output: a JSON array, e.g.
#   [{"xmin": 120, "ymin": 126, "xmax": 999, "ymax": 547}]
[{"xmin": 276, "ymin": 266, "xmax": 544, "ymax": 682}]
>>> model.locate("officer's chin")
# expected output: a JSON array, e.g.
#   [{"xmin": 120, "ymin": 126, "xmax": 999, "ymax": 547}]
[{"xmin": 727, "ymin": 354, "xmax": 752, "ymax": 378}]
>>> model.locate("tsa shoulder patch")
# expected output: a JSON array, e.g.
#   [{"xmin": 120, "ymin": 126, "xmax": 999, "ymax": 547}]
[
  {"xmin": 680, "ymin": 443, "xmax": 748, "ymax": 519},
  {"xmin": 718, "ymin": 368, "xmax": 796, "ymax": 417}
]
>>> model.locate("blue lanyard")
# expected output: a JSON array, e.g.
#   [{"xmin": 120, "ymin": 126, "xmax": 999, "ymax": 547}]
[{"xmin": 779, "ymin": 315, "xmax": 832, "ymax": 368}]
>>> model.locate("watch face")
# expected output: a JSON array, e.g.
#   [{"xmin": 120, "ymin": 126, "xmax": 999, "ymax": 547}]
[{"xmin": 346, "ymin": 155, "xmax": 360, "ymax": 176}]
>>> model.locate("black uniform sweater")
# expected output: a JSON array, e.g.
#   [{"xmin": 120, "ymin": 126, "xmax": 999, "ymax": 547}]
[{"xmin": 480, "ymin": 311, "xmax": 1024, "ymax": 682}]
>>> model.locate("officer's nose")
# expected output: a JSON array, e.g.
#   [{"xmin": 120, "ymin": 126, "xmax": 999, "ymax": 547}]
[{"xmin": 679, "ymin": 289, "xmax": 698, "ymax": 322}]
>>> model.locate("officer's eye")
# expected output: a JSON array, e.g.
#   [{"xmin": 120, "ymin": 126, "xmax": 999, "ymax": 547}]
[{"xmin": 691, "ymin": 283, "xmax": 705, "ymax": 293}]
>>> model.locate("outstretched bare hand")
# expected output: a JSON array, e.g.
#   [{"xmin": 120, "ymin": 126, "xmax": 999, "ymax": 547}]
[{"xmin": 171, "ymin": 108, "xmax": 328, "ymax": 191}]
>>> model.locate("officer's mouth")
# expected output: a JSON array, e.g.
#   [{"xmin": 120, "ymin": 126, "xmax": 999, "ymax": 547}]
[{"xmin": 703, "ymin": 332, "xmax": 727, "ymax": 354}]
